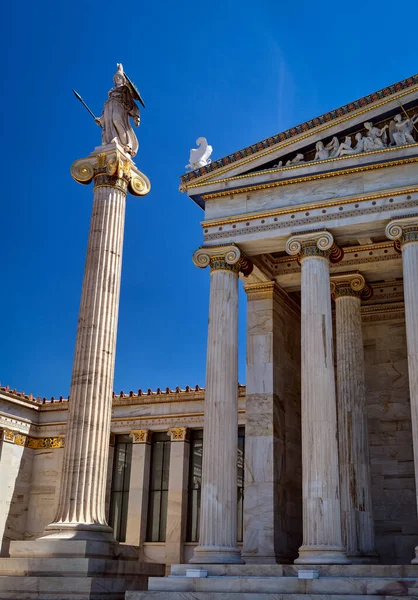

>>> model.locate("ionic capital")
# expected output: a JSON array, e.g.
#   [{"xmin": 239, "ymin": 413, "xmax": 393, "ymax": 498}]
[
  {"xmin": 386, "ymin": 216, "xmax": 418, "ymax": 250},
  {"xmin": 330, "ymin": 272, "xmax": 373, "ymax": 301},
  {"xmin": 130, "ymin": 429, "xmax": 152, "ymax": 444},
  {"xmin": 71, "ymin": 142, "xmax": 151, "ymax": 197},
  {"xmin": 168, "ymin": 427, "xmax": 189, "ymax": 442},
  {"xmin": 193, "ymin": 244, "xmax": 253, "ymax": 276},
  {"xmin": 285, "ymin": 230, "xmax": 344, "ymax": 264}
]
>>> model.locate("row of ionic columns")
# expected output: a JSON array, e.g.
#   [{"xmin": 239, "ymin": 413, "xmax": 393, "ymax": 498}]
[{"xmin": 191, "ymin": 228, "xmax": 385, "ymax": 565}]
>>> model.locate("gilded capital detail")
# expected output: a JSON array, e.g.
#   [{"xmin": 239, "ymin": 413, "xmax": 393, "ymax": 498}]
[
  {"xmin": 330, "ymin": 272, "xmax": 373, "ymax": 300},
  {"xmin": 193, "ymin": 243, "xmax": 253, "ymax": 276},
  {"xmin": 386, "ymin": 216, "xmax": 418, "ymax": 249},
  {"xmin": 130, "ymin": 429, "xmax": 152, "ymax": 444},
  {"xmin": 71, "ymin": 143, "xmax": 151, "ymax": 197},
  {"xmin": 0, "ymin": 428, "xmax": 65, "ymax": 449},
  {"xmin": 168, "ymin": 427, "xmax": 189, "ymax": 442},
  {"xmin": 285, "ymin": 230, "xmax": 344, "ymax": 264}
]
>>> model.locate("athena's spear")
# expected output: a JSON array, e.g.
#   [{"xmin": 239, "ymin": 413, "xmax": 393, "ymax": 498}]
[{"xmin": 72, "ymin": 89, "xmax": 101, "ymax": 126}]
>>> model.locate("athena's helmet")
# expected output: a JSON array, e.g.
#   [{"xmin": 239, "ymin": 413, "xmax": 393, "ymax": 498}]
[{"xmin": 113, "ymin": 63, "xmax": 126, "ymax": 86}]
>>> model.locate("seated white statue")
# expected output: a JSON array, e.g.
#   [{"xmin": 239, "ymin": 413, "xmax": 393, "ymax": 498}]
[
  {"xmin": 338, "ymin": 133, "xmax": 365, "ymax": 157},
  {"xmin": 314, "ymin": 141, "xmax": 329, "ymax": 161},
  {"xmin": 185, "ymin": 137, "xmax": 213, "ymax": 170},
  {"xmin": 389, "ymin": 113, "xmax": 418, "ymax": 146},
  {"xmin": 286, "ymin": 153, "xmax": 305, "ymax": 166},
  {"xmin": 336, "ymin": 136, "xmax": 353, "ymax": 157},
  {"xmin": 363, "ymin": 122, "xmax": 388, "ymax": 152},
  {"xmin": 327, "ymin": 136, "xmax": 340, "ymax": 158}
]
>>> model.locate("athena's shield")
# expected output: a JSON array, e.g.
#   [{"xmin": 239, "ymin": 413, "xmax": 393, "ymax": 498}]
[{"xmin": 124, "ymin": 72, "xmax": 146, "ymax": 108}]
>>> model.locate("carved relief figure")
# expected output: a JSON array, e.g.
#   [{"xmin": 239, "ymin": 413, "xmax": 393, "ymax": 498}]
[
  {"xmin": 389, "ymin": 113, "xmax": 418, "ymax": 146},
  {"xmin": 338, "ymin": 133, "xmax": 365, "ymax": 157},
  {"xmin": 363, "ymin": 121, "xmax": 388, "ymax": 151},
  {"xmin": 327, "ymin": 136, "xmax": 340, "ymax": 158},
  {"xmin": 336, "ymin": 136, "xmax": 353, "ymax": 157},
  {"xmin": 186, "ymin": 137, "xmax": 213, "ymax": 170},
  {"xmin": 286, "ymin": 153, "xmax": 305, "ymax": 166},
  {"xmin": 314, "ymin": 141, "xmax": 329, "ymax": 161},
  {"xmin": 96, "ymin": 64, "xmax": 141, "ymax": 157}
]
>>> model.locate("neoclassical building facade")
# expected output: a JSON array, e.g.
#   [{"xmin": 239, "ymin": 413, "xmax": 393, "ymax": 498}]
[{"xmin": 2, "ymin": 73, "xmax": 418, "ymax": 598}]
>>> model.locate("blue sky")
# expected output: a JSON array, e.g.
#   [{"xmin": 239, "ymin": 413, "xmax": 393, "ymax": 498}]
[{"xmin": 1, "ymin": 0, "xmax": 417, "ymax": 398}]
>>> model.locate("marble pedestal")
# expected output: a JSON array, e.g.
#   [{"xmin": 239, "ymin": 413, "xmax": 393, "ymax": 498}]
[{"xmin": 0, "ymin": 540, "xmax": 164, "ymax": 599}]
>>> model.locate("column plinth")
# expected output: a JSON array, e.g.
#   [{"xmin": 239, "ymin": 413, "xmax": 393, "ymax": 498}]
[
  {"xmin": 331, "ymin": 273, "xmax": 377, "ymax": 563},
  {"xmin": 386, "ymin": 218, "xmax": 418, "ymax": 564},
  {"xmin": 190, "ymin": 245, "xmax": 252, "ymax": 564},
  {"xmin": 44, "ymin": 142, "xmax": 150, "ymax": 542},
  {"xmin": 286, "ymin": 231, "xmax": 349, "ymax": 565}
]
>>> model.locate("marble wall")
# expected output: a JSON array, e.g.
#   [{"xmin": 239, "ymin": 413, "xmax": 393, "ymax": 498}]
[{"xmin": 363, "ymin": 316, "xmax": 418, "ymax": 564}]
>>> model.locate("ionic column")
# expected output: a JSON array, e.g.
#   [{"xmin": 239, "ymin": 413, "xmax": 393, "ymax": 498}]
[
  {"xmin": 166, "ymin": 427, "xmax": 190, "ymax": 565},
  {"xmin": 286, "ymin": 231, "xmax": 349, "ymax": 564},
  {"xmin": 125, "ymin": 430, "xmax": 152, "ymax": 548},
  {"xmin": 45, "ymin": 144, "xmax": 150, "ymax": 540},
  {"xmin": 386, "ymin": 217, "xmax": 418, "ymax": 564},
  {"xmin": 190, "ymin": 244, "xmax": 252, "ymax": 564},
  {"xmin": 330, "ymin": 273, "xmax": 377, "ymax": 563}
]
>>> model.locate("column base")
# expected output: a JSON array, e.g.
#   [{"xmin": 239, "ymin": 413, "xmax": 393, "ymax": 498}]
[
  {"xmin": 295, "ymin": 545, "xmax": 350, "ymax": 564},
  {"xmin": 42, "ymin": 522, "xmax": 114, "ymax": 542},
  {"xmin": 190, "ymin": 545, "xmax": 243, "ymax": 564}
]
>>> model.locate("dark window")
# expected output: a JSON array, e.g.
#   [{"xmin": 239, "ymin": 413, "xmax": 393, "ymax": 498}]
[
  {"xmin": 146, "ymin": 432, "xmax": 171, "ymax": 542},
  {"xmin": 186, "ymin": 429, "xmax": 203, "ymax": 542},
  {"xmin": 237, "ymin": 426, "xmax": 245, "ymax": 543},
  {"xmin": 186, "ymin": 428, "xmax": 245, "ymax": 543},
  {"xmin": 109, "ymin": 434, "xmax": 132, "ymax": 542}
]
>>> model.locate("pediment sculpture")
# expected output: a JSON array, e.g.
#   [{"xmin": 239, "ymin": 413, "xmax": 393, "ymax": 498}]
[
  {"xmin": 186, "ymin": 137, "xmax": 213, "ymax": 171},
  {"xmin": 270, "ymin": 111, "xmax": 418, "ymax": 171}
]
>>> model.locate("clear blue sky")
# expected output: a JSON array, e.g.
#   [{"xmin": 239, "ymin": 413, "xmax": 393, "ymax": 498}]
[{"xmin": 1, "ymin": 0, "xmax": 417, "ymax": 398}]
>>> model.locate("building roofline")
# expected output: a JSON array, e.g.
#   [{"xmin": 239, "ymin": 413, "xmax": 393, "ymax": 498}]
[{"xmin": 180, "ymin": 74, "xmax": 418, "ymax": 184}]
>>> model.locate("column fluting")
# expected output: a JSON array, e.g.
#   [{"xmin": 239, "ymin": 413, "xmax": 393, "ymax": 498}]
[
  {"xmin": 46, "ymin": 182, "xmax": 126, "ymax": 538},
  {"xmin": 191, "ymin": 245, "xmax": 252, "ymax": 564},
  {"xmin": 331, "ymin": 274, "xmax": 377, "ymax": 562},
  {"xmin": 286, "ymin": 231, "xmax": 349, "ymax": 564},
  {"xmin": 386, "ymin": 218, "xmax": 418, "ymax": 563}
]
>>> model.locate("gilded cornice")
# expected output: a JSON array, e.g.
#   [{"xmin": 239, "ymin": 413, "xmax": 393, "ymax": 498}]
[
  {"xmin": 180, "ymin": 76, "xmax": 418, "ymax": 186},
  {"xmin": 200, "ymin": 156, "xmax": 418, "ymax": 201},
  {"xmin": 361, "ymin": 302, "xmax": 405, "ymax": 322},
  {"xmin": 0, "ymin": 428, "xmax": 65, "ymax": 449}
]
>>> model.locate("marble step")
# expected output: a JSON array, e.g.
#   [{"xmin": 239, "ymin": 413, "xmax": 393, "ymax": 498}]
[
  {"xmin": 0, "ymin": 557, "xmax": 164, "ymax": 577},
  {"xmin": 170, "ymin": 563, "xmax": 418, "ymax": 578},
  {"xmin": 126, "ymin": 594, "xmax": 418, "ymax": 600},
  {"xmin": 0, "ymin": 575, "xmax": 147, "ymax": 600},
  {"xmin": 144, "ymin": 575, "xmax": 418, "ymax": 595}
]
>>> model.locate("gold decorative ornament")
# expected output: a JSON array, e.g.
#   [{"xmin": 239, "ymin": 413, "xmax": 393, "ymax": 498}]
[
  {"xmin": 71, "ymin": 161, "xmax": 95, "ymax": 184},
  {"xmin": 130, "ymin": 429, "xmax": 152, "ymax": 444},
  {"xmin": 168, "ymin": 427, "xmax": 189, "ymax": 442},
  {"xmin": 192, "ymin": 243, "xmax": 253, "ymax": 276},
  {"xmin": 386, "ymin": 216, "xmax": 418, "ymax": 248},
  {"xmin": 0, "ymin": 428, "xmax": 65, "ymax": 448},
  {"xmin": 330, "ymin": 272, "xmax": 372, "ymax": 301}
]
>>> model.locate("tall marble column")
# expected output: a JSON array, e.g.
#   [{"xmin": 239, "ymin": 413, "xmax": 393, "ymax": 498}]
[
  {"xmin": 45, "ymin": 143, "xmax": 150, "ymax": 540},
  {"xmin": 191, "ymin": 244, "xmax": 252, "ymax": 564},
  {"xmin": 386, "ymin": 217, "xmax": 418, "ymax": 564},
  {"xmin": 330, "ymin": 273, "xmax": 377, "ymax": 563},
  {"xmin": 286, "ymin": 230, "xmax": 349, "ymax": 564},
  {"xmin": 125, "ymin": 430, "xmax": 152, "ymax": 549},
  {"xmin": 166, "ymin": 427, "xmax": 190, "ymax": 565}
]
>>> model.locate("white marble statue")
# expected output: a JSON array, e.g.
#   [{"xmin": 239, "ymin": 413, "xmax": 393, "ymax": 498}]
[
  {"xmin": 336, "ymin": 136, "xmax": 353, "ymax": 157},
  {"xmin": 363, "ymin": 121, "xmax": 388, "ymax": 152},
  {"xmin": 338, "ymin": 133, "xmax": 365, "ymax": 157},
  {"xmin": 286, "ymin": 153, "xmax": 305, "ymax": 166},
  {"xmin": 186, "ymin": 137, "xmax": 213, "ymax": 170},
  {"xmin": 389, "ymin": 113, "xmax": 418, "ymax": 146},
  {"xmin": 95, "ymin": 64, "xmax": 141, "ymax": 157},
  {"xmin": 327, "ymin": 136, "xmax": 340, "ymax": 158},
  {"xmin": 314, "ymin": 141, "xmax": 329, "ymax": 161}
]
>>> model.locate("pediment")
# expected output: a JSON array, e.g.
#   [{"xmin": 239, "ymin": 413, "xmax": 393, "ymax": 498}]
[{"xmin": 181, "ymin": 74, "xmax": 418, "ymax": 206}]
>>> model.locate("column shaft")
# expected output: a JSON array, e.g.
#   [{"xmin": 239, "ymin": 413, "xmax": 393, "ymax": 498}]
[
  {"xmin": 335, "ymin": 293, "xmax": 376, "ymax": 561},
  {"xmin": 402, "ymin": 243, "xmax": 418, "ymax": 564},
  {"xmin": 47, "ymin": 183, "xmax": 126, "ymax": 538},
  {"xmin": 125, "ymin": 431, "xmax": 152, "ymax": 549},
  {"xmin": 191, "ymin": 267, "xmax": 241, "ymax": 563},
  {"xmin": 297, "ymin": 253, "xmax": 348, "ymax": 564},
  {"xmin": 166, "ymin": 429, "xmax": 190, "ymax": 565}
]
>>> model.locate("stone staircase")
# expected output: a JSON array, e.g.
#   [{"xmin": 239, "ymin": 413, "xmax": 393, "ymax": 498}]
[{"xmin": 126, "ymin": 564, "xmax": 418, "ymax": 600}]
